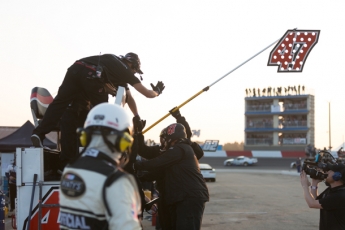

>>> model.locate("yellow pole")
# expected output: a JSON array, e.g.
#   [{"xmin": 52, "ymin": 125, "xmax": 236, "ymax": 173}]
[
  {"xmin": 142, "ymin": 87, "xmax": 209, "ymax": 134},
  {"xmin": 142, "ymin": 33, "xmax": 284, "ymax": 134}
]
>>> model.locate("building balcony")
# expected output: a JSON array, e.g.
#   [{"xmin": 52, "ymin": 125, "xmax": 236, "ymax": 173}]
[
  {"xmin": 246, "ymin": 106, "xmax": 271, "ymax": 112},
  {"xmin": 278, "ymin": 120, "xmax": 307, "ymax": 128},
  {"xmin": 283, "ymin": 104, "xmax": 307, "ymax": 111},
  {"xmin": 247, "ymin": 122, "xmax": 273, "ymax": 128},
  {"xmin": 245, "ymin": 109, "xmax": 309, "ymax": 116},
  {"xmin": 246, "ymin": 138, "xmax": 273, "ymax": 145},
  {"xmin": 245, "ymin": 126, "xmax": 309, "ymax": 132}
]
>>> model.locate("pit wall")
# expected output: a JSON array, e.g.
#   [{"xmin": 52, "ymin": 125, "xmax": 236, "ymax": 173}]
[{"xmin": 203, "ymin": 150, "xmax": 306, "ymax": 158}]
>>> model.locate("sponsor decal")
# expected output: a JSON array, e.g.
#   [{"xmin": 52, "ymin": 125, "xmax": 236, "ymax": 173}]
[
  {"xmin": 94, "ymin": 115, "xmax": 105, "ymax": 120},
  {"xmin": 61, "ymin": 173, "xmax": 86, "ymax": 197},
  {"xmin": 202, "ymin": 140, "xmax": 219, "ymax": 152},
  {"xmin": 167, "ymin": 124, "xmax": 177, "ymax": 135},
  {"xmin": 268, "ymin": 29, "xmax": 320, "ymax": 72}
]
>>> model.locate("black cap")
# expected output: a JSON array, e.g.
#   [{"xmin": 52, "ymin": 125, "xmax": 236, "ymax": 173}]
[
  {"xmin": 124, "ymin": 52, "xmax": 143, "ymax": 74},
  {"xmin": 329, "ymin": 163, "xmax": 345, "ymax": 173}
]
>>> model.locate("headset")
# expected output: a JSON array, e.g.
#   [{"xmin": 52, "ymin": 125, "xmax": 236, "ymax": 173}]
[
  {"xmin": 77, "ymin": 127, "xmax": 133, "ymax": 152},
  {"xmin": 332, "ymin": 172, "xmax": 342, "ymax": 181}
]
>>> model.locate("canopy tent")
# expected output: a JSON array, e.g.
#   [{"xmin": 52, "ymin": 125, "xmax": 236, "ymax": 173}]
[{"xmin": 0, "ymin": 120, "xmax": 56, "ymax": 152}]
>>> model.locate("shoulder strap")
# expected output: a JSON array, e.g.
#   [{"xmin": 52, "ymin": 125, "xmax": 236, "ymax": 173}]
[{"xmin": 102, "ymin": 169, "xmax": 125, "ymax": 216}]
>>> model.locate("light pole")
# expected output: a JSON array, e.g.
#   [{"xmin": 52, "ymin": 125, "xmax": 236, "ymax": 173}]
[{"xmin": 329, "ymin": 102, "xmax": 332, "ymax": 150}]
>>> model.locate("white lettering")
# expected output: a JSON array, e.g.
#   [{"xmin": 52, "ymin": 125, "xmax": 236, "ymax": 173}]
[
  {"xmin": 60, "ymin": 213, "xmax": 90, "ymax": 229},
  {"xmin": 75, "ymin": 216, "xmax": 82, "ymax": 228}
]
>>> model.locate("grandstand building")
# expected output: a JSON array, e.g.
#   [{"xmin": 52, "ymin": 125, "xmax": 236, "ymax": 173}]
[{"xmin": 244, "ymin": 91, "xmax": 314, "ymax": 151}]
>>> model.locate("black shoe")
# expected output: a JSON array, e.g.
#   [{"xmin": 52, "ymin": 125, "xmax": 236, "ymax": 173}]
[{"xmin": 31, "ymin": 134, "xmax": 44, "ymax": 147}]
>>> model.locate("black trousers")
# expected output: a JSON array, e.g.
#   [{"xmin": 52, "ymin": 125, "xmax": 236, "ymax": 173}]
[
  {"xmin": 9, "ymin": 183, "xmax": 16, "ymax": 211},
  {"xmin": 168, "ymin": 198, "xmax": 205, "ymax": 230},
  {"xmin": 33, "ymin": 63, "xmax": 108, "ymax": 138},
  {"xmin": 157, "ymin": 198, "xmax": 172, "ymax": 230},
  {"xmin": 59, "ymin": 106, "xmax": 89, "ymax": 169}
]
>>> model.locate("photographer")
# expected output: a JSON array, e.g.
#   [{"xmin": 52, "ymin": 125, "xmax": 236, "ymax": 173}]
[{"xmin": 300, "ymin": 163, "xmax": 345, "ymax": 229}]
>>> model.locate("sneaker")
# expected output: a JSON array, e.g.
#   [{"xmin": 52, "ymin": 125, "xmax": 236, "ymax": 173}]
[{"xmin": 31, "ymin": 134, "xmax": 44, "ymax": 147}]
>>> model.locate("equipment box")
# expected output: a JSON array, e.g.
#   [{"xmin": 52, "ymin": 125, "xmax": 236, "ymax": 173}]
[{"xmin": 16, "ymin": 147, "xmax": 60, "ymax": 230}]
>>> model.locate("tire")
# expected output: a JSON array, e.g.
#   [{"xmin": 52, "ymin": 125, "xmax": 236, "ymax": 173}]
[
  {"xmin": 226, "ymin": 162, "xmax": 231, "ymax": 166},
  {"xmin": 211, "ymin": 178, "xmax": 216, "ymax": 182},
  {"xmin": 243, "ymin": 162, "xmax": 248, "ymax": 167}
]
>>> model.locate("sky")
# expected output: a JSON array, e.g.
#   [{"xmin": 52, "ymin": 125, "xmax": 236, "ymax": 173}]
[{"xmin": 1, "ymin": 0, "xmax": 345, "ymax": 149}]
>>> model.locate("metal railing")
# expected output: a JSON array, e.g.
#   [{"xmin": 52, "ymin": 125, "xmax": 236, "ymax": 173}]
[
  {"xmin": 246, "ymin": 106, "xmax": 271, "ymax": 112},
  {"xmin": 246, "ymin": 138, "xmax": 273, "ymax": 145},
  {"xmin": 283, "ymin": 104, "xmax": 307, "ymax": 110},
  {"xmin": 247, "ymin": 122, "xmax": 273, "ymax": 128},
  {"xmin": 278, "ymin": 120, "xmax": 307, "ymax": 128}
]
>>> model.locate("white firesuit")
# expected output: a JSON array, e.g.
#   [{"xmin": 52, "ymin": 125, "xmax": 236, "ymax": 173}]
[{"xmin": 59, "ymin": 148, "xmax": 141, "ymax": 230}]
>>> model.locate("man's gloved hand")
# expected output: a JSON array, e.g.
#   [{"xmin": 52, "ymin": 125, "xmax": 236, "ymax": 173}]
[
  {"xmin": 133, "ymin": 161, "xmax": 142, "ymax": 171},
  {"xmin": 150, "ymin": 81, "xmax": 165, "ymax": 95},
  {"xmin": 169, "ymin": 107, "xmax": 181, "ymax": 119},
  {"xmin": 133, "ymin": 115, "xmax": 146, "ymax": 133}
]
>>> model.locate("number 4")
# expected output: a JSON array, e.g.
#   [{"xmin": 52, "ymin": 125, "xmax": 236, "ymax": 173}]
[{"xmin": 268, "ymin": 30, "xmax": 320, "ymax": 72}]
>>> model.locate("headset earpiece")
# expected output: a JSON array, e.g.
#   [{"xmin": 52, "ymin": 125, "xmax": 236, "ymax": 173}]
[
  {"xmin": 115, "ymin": 132, "xmax": 134, "ymax": 152},
  {"xmin": 333, "ymin": 172, "xmax": 342, "ymax": 181},
  {"xmin": 77, "ymin": 128, "xmax": 92, "ymax": 147}
]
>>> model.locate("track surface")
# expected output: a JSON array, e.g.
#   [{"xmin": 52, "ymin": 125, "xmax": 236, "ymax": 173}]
[
  {"xmin": 141, "ymin": 157, "xmax": 316, "ymax": 230},
  {"xmin": 199, "ymin": 157, "xmax": 298, "ymax": 170}
]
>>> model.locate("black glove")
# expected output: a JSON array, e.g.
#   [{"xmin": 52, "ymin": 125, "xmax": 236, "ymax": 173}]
[
  {"xmin": 133, "ymin": 115, "xmax": 146, "ymax": 134},
  {"xmin": 150, "ymin": 81, "xmax": 165, "ymax": 95},
  {"xmin": 169, "ymin": 107, "xmax": 181, "ymax": 119},
  {"xmin": 133, "ymin": 161, "xmax": 142, "ymax": 171}
]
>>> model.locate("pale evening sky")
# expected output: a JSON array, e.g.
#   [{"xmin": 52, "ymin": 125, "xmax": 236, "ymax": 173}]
[{"xmin": 1, "ymin": 0, "xmax": 344, "ymax": 149}]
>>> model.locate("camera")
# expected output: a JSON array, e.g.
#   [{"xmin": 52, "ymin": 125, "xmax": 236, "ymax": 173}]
[
  {"xmin": 302, "ymin": 149, "xmax": 337, "ymax": 180},
  {"xmin": 302, "ymin": 163, "xmax": 328, "ymax": 180}
]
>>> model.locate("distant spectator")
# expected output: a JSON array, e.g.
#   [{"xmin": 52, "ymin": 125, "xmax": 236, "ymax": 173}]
[
  {"xmin": 311, "ymin": 146, "xmax": 317, "ymax": 157},
  {"xmin": 296, "ymin": 157, "xmax": 302, "ymax": 173},
  {"xmin": 248, "ymin": 120, "xmax": 253, "ymax": 127},
  {"xmin": 305, "ymin": 144, "xmax": 311, "ymax": 158},
  {"xmin": 5, "ymin": 159, "xmax": 17, "ymax": 212}
]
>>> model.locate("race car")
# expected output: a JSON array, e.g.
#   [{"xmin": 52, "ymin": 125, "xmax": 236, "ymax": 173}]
[
  {"xmin": 199, "ymin": 163, "xmax": 216, "ymax": 182},
  {"xmin": 223, "ymin": 156, "xmax": 258, "ymax": 166}
]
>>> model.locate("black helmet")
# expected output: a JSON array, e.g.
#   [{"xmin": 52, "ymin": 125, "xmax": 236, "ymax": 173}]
[
  {"xmin": 159, "ymin": 127, "xmax": 168, "ymax": 150},
  {"xmin": 159, "ymin": 127, "xmax": 167, "ymax": 138},
  {"xmin": 165, "ymin": 123, "xmax": 187, "ymax": 146},
  {"xmin": 124, "ymin": 52, "xmax": 143, "ymax": 74}
]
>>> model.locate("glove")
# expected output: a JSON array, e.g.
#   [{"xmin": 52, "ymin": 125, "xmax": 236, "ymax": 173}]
[
  {"xmin": 169, "ymin": 107, "xmax": 181, "ymax": 119},
  {"xmin": 133, "ymin": 115, "xmax": 146, "ymax": 133},
  {"xmin": 133, "ymin": 161, "xmax": 142, "ymax": 171},
  {"xmin": 150, "ymin": 81, "xmax": 165, "ymax": 95}
]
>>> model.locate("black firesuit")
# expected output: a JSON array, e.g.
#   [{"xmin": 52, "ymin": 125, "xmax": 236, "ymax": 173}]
[
  {"xmin": 33, "ymin": 54, "xmax": 140, "ymax": 143},
  {"xmin": 136, "ymin": 116, "xmax": 203, "ymax": 229},
  {"xmin": 59, "ymin": 95, "xmax": 90, "ymax": 170},
  {"xmin": 135, "ymin": 140, "xmax": 209, "ymax": 230}
]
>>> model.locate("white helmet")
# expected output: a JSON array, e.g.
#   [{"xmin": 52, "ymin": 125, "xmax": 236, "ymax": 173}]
[
  {"xmin": 81, "ymin": 103, "xmax": 133, "ymax": 152},
  {"xmin": 85, "ymin": 103, "xmax": 131, "ymax": 131}
]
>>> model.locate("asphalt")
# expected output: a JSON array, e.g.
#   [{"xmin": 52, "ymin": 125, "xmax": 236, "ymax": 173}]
[
  {"xmin": 199, "ymin": 157, "xmax": 297, "ymax": 170},
  {"xmin": 6, "ymin": 157, "xmax": 306, "ymax": 230},
  {"xmin": 141, "ymin": 168, "xmax": 319, "ymax": 230}
]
